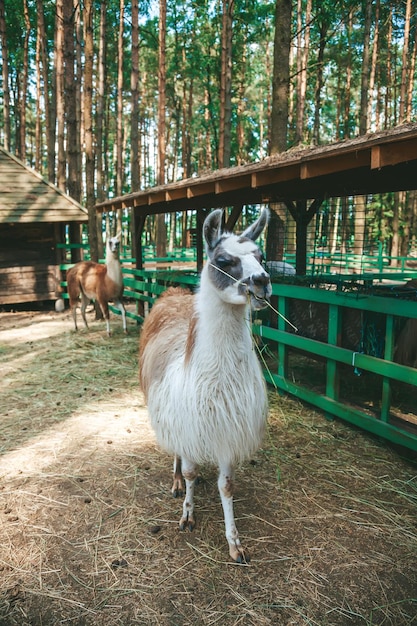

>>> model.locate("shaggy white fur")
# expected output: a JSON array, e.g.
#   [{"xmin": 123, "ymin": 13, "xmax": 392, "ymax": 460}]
[{"xmin": 139, "ymin": 209, "xmax": 271, "ymax": 562}]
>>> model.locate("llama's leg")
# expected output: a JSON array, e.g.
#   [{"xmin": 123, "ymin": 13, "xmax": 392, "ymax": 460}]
[
  {"xmin": 70, "ymin": 301, "xmax": 78, "ymax": 331},
  {"xmin": 80, "ymin": 293, "xmax": 90, "ymax": 329},
  {"xmin": 171, "ymin": 455, "xmax": 184, "ymax": 498},
  {"xmin": 116, "ymin": 299, "xmax": 127, "ymax": 333},
  {"xmin": 114, "ymin": 299, "xmax": 127, "ymax": 333},
  {"xmin": 179, "ymin": 456, "xmax": 197, "ymax": 532},
  {"xmin": 98, "ymin": 301, "xmax": 111, "ymax": 335},
  {"xmin": 218, "ymin": 463, "xmax": 248, "ymax": 564}
]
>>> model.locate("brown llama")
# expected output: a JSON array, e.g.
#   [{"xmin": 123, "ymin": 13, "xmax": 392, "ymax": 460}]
[{"xmin": 67, "ymin": 234, "xmax": 127, "ymax": 335}]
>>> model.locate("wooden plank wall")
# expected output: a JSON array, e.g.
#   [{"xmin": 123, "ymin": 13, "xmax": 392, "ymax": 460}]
[{"xmin": 0, "ymin": 223, "xmax": 60, "ymax": 304}]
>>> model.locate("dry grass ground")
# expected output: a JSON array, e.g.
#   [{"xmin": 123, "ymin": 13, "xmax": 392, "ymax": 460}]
[{"xmin": 0, "ymin": 305, "xmax": 416, "ymax": 626}]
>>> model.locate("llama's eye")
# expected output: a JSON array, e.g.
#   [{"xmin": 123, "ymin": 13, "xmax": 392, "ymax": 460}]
[{"xmin": 216, "ymin": 255, "xmax": 234, "ymax": 269}]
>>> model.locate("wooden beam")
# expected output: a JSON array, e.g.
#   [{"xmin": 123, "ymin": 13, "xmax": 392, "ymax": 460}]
[
  {"xmin": 148, "ymin": 191, "xmax": 166, "ymax": 205},
  {"xmin": 215, "ymin": 175, "xmax": 251, "ymax": 194},
  {"xmin": 165, "ymin": 187, "xmax": 187, "ymax": 202},
  {"xmin": 186, "ymin": 182, "xmax": 215, "ymax": 198},
  {"xmin": 225, "ymin": 205, "xmax": 243, "ymax": 230},
  {"xmin": 251, "ymin": 164, "xmax": 300, "ymax": 188},
  {"xmin": 371, "ymin": 138, "xmax": 417, "ymax": 169},
  {"xmin": 300, "ymin": 150, "xmax": 370, "ymax": 179}
]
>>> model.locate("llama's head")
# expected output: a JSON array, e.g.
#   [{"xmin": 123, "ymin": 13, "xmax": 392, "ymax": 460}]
[
  {"xmin": 106, "ymin": 232, "xmax": 121, "ymax": 259},
  {"xmin": 203, "ymin": 209, "xmax": 271, "ymax": 310}
]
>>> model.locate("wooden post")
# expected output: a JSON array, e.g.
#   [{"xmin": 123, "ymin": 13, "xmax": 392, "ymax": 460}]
[
  {"xmin": 285, "ymin": 197, "xmax": 324, "ymax": 275},
  {"xmin": 196, "ymin": 208, "xmax": 207, "ymax": 272},
  {"xmin": 132, "ymin": 207, "xmax": 147, "ymax": 319}
]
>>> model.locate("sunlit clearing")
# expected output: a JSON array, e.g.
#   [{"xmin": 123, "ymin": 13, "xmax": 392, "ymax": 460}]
[
  {"xmin": 0, "ymin": 315, "xmax": 72, "ymax": 345},
  {"xmin": 0, "ymin": 393, "xmax": 154, "ymax": 480}
]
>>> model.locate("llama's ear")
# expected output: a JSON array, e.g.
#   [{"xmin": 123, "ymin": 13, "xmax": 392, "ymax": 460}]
[
  {"xmin": 204, "ymin": 209, "xmax": 224, "ymax": 251},
  {"xmin": 240, "ymin": 209, "xmax": 269, "ymax": 242},
  {"xmin": 116, "ymin": 230, "xmax": 122, "ymax": 241}
]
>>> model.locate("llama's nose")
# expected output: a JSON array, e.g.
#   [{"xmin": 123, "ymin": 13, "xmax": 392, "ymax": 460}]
[{"xmin": 251, "ymin": 273, "xmax": 271, "ymax": 298}]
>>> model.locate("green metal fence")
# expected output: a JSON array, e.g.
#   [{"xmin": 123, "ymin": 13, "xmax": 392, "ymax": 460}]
[{"xmin": 60, "ymin": 257, "xmax": 417, "ymax": 452}]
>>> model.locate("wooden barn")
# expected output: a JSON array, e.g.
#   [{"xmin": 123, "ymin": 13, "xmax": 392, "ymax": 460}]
[{"xmin": 0, "ymin": 147, "xmax": 88, "ymax": 305}]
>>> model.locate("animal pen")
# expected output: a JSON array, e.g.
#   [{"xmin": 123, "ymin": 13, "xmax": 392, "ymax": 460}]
[{"xmin": 91, "ymin": 125, "xmax": 417, "ymax": 453}]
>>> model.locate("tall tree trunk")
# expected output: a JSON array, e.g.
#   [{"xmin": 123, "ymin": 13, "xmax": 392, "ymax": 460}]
[
  {"xmin": 384, "ymin": 9, "xmax": 393, "ymax": 128},
  {"xmin": 270, "ymin": 0, "xmax": 292, "ymax": 154},
  {"xmin": 19, "ymin": 0, "xmax": 30, "ymax": 160},
  {"xmin": 35, "ymin": 16, "xmax": 42, "ymax": 170},
  {"xmin": 353, "ymin": 0, "xmax": 373, "ymax": 262},
  {"xmin": 295, "ymin": 0, "xmax": 311, "ymax": 145},
  {"xmin": 406, "ymin": 16, "xmax": 417, "ymax": 121},
  {"xmin": 390, "ymin": 192, "xmax": 404, "ymax": 266},
  {"xmin": 116, "ymin": 0, "xmax": 125, "ymax": 196},
  {"xmin": 0, "ymin": 0, "xmax": 10, "ymax": 151},
  {"xmin": 204, "ymin": 87, "xmax": 212, "ymax": 170},
  {"xmin": 312, "ymin": 19, "xmax": 327, "ymax": 145},
  {"xmin": 157, "ymin": 0, "xmax": 166, "ymax": 186},
  {"xmin": 37, "ymin": 0, "xmax": 54, "ymax": 182},
  {"xmin": 84, "ymin": 0, "xmax": 97, "ymax": 262},
  {"xmin": 181, "ymin": 52, "xmax": 192, "ymax": 179},
  {"xmin": 55, "ymin": 0, "xmax": 66, "ymax": 192},
  {"xmin": 168, "ymin": 212, "xmax": 176, "ymax": 252},
  {"xmin": 264, "ymin": 35, "xmax": 271, "ymax": 156},
  {"xmin": 63, "ymin": 0, "xmax": 80, "ymax": 201},
  {"xmin": 96, "ymin": 0, "xmax": 106, "ymax": 206},
  {"xmin": 399, "ymin": 0, "xmax": 411, "ymax": 123},
  {"xmin": 130, "ymin": 0, "xmax": 140, "ymax": 192},
  {"xmin": 74, "ymin": 0, "xmax": 82, "ymax": 198},
  {"xmin": 236, "ymin": 26, "xmax": 247, "ymax": 165},
  {"xmin": 359, "ymin": 0, "xmax": 372, "ymax": 135},
  {"xmin": 218, "ymin": 0, "xmax": 234, "ymax": 168},
  {"xmin": 156, "ymin": 0, "xmax": 167, "ymax": 257},
  {"xmin": 269, "ymin": 0, "xmax": 292, "ymax": 263},
  {"xmin": 353, "ymin": 197, "xmax": 366, "ymax": 264},
  {"xmin": 129, "ymin": 0, "xmax": 140, "ymax": 262},
  {"xmin": 367, "ymin": 0, "xmax": 380, "ymax": 131},
  {"xmin": 343, "ymin": 9, "xmax": 353, "ymax": 138},
  {"xmin": 62, "ymin": 0, "xmax": 81, "ymax": 260}
]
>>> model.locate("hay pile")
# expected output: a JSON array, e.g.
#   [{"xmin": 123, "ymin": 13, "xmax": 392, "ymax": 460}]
[{"xmin": 0, "ymin": 307, "xmax": 416, "ymax": 626}]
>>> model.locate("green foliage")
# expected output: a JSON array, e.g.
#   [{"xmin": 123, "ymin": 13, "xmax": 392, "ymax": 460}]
[{"xmin": 0, "ymin": 0, "xmax": 416, "ymax": 252}]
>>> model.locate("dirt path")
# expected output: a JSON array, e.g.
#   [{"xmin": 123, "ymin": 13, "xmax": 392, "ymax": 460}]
[{"xmin": 0, "ymin": 307, "xmax": 416, "ymax": 625}]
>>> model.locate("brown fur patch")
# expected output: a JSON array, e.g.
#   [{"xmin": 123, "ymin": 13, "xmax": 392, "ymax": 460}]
[
  {"xmin": 139, "ymin": 287, "xmax": 195, "ymax": 396},
  {"xmin": 222, "ymin": 477, "xmax": 235, "ymax": 498},
  {"xmin": 185, "ymin": 313, "xmax": 198, "ymax": 364}
]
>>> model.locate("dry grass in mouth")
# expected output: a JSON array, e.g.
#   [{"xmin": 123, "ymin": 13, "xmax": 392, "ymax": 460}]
[{"xmin": 0, "ymin": 307, "xmax": 416, "ymax": 626}]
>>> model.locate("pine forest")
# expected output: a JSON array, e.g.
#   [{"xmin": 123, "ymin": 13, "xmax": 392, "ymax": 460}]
[{"xmin": 0, "ymin": 0, "xmax": 416, "ymax": 259}]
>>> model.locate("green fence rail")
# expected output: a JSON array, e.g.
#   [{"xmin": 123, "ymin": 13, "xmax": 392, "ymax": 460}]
[{"xmin": 59, "ymin": 258, "xmax": 417, "ymax": 452}]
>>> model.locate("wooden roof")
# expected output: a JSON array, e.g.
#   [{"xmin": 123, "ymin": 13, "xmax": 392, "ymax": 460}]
[
  {"xmin": 0, "ymin": 147, "xmax": 88, "ymax": 224},
  {"xmin": 96, "ymin": 123, "xmax": 417, "ymax": 215}
]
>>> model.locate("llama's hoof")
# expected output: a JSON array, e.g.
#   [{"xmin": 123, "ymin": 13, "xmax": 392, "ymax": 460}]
[
  {"xmin": 229, "ymin": 544, "xmax": 250, "ymax": 564},
  {"xmin": 179, "ymin": 514, "xmax": 195, "ymax": 532},
  {"xmin": 171, "ymin": 477, "xmax": 184, "ymax": 498}
]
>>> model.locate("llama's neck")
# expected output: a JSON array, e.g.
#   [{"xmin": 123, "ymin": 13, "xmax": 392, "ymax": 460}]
[
  {"xmin": 105, "ymin": 250, "xmax": 123, "ymax": 286},
  {"xmin": 195, "ymin": 269, "xmax": 253, "ymax": 354}
]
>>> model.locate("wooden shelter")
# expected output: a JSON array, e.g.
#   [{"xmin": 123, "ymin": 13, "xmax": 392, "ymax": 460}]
[
  {"xmin": 96, "ymin": 123, "xmax": 417, "ymax": 272},
  {"xmin": 94, "ymin": 124, "xmax": 417, "ymax": 451},
  {"xmin": 0, "ymin": 147, "xmax": 88, "ymax": 305}
]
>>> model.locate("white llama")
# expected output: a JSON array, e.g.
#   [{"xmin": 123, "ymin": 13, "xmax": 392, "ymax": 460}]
[{"xmin": 139, "ymin": 209, "xmax": 271, "ymax": 563}]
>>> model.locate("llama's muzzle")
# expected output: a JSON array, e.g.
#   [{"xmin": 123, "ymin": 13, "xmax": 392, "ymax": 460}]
[{"xmin": 245, "ymin": 273, "xmax": 271, "ymax": 309}]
